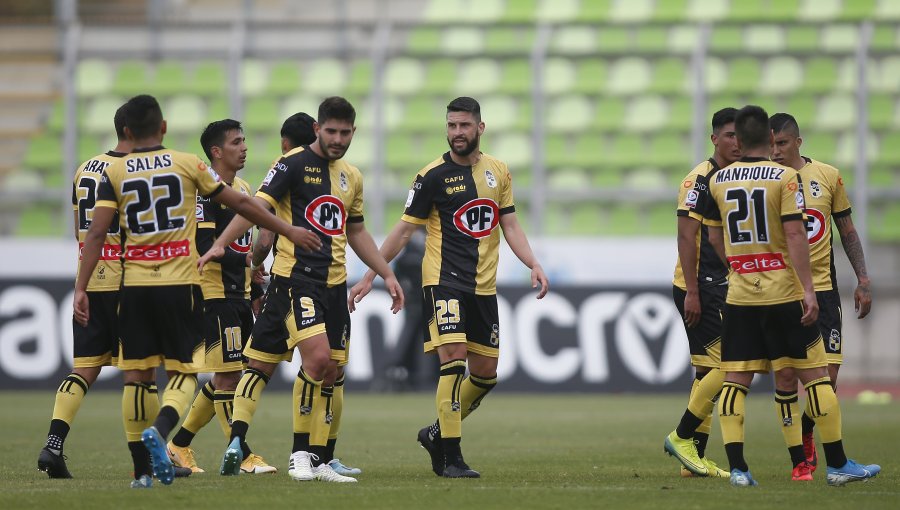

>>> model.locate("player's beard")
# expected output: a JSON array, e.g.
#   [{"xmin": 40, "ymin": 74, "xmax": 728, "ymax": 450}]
[
  {"xmin": 318, "ymin": 138, "xmax": 349, "ymax": 160},
  {"xmin": 448, "ymin": 133, "xmax": 479, "ymax": 157}
]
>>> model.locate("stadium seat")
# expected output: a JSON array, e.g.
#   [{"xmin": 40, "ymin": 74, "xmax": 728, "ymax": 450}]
[
  {"xmin": 607, "ymin": 134, "xmax": 643, "ymax": 167},
  {"xmin": 648, "ymin": 204, "xmax": 675, "ymax": 235},
  {"xmin": 243, "ymin": 97, "xmax": 280, "ymax": 132},
  {"xmin": 635, "ymin": 26, "xmax": 668, "ymax": 52},
  {"xmin": 798, "ymin": 0, "xmax": 841, "ymax": 21},
  {"xmin": 653, "ymin": 0, "xmax": 688, "ymax": 22},
  {"xmin": 724, "ymin": 58, "xmax": 761, "ymax": 94},
  {"xmin": 154, "ymin": 61, "xmax": 188, "ymax": 96},
  {"xmin": 162, "ymin": 95, "xmax": 207, "ymax": 134},
  {"xmin": 501, "ymin": 0, "xmax": 537, "ymax": 23},
  {"xmin": 422, "ymin": 59, "xmax": 457, "ymax": 95},
  {"xmin": 595, "ymin": 27, "xmax": 629, "ymax": 54},
  {"xmin": 47, "ymin": 99, "xmax": 66, "ymax": 133},
  {"xmin": 548, "ymin": 167, "xmax": 587, "ymax": 191},
  {"xmin": 280, "ymin": 93, "xmax": 319, "ymax": 123},
  {"xmin": 423, "ymin": 0, "xmax": 465, "ymax": 23},
  {"xmin": 760, "ymin": 56, "xmax": 803, "ymax": 94},
  {"xmin": 877, "ymin": 133, "xmax": 900, "ymax": 164},
  {"xmin": 441, "ymin": 27, "xmax": 485, "ymax": 56},
  {"xmin": 346, "ymin": 60, "xmax": 374, "ymax": 95},
  {"xmin": 801, "ymin": 57, "xmax": 839, "ymax": 94},
  {"xmin": 666, "ymin": 96, "xmax": 693, "ymax": 132},
  {"xmin": 703, "ymin": 57, "xmax": 728, "ymax": 93},
  {"xmin": 768, "ymin": 0, "xmax": 801, "ymax": 20},
  {"xmin": 543, "ymin": 58, "xmax": 576, "ymax": 95},
  {"xmin": 480, "ymin": 95, "xmax": 518, "ymax": 131},
  {"xmin": 498, "ymin": 59, "xmax": 532, "ymax": 95},
  {"xmin": 78, "ymin": 135, "xmax": 103, "ymax": 162},
  {"xmin": 686, "ymin": 0, "xmax": 729, "ymax": 21},
  {"xmin": 745, "ymin": 25, "xmax": 786, "ymax": 53},
  {"xmin": 537, "ymin": 0, "xmax": 579, "ymax": 22},
  {"xmin": 868, "ymin": 94, "xmax": 895, "ymax": 130},
  {"xmin": 821, "ymin": 24, "xmax": 860, "ymax": 52},
  {"xmin": 572, "ymin": 134, "xmax": 605, "ymax": 167},
  {"xmin": 875, "ymin": 56, "xmax": 900, "ymax": 93},
  {"xmin": 839, "ymin": 0, "xmax": 877, "ymax": 20},
  {"xmin": 456, "ymin": 58, "xmax": 501, "ymax": 96},
  {"xmin": 207, "ymin": 96, "xmax": 229, "ymax": 122},
  {"xmin": 576, "ymin": 0, "xmax": 612, "ymax": 22},
  {"xmin": 83, "ymin": 96, "xmax": 124, "ymax": 134},
  {"xmin": 834, "ymin": 132, "xmax": 878, "ymax": 167},
  {"xmin": 608, "ymin": 0, "xmax": 652, "ymax": 22},
  {"xmin": 604, "ymin": 204, "xmax": 640, "ymax": 235},
  {"xmin": 569, "ymin": 203, "xmax": 604, "ymax": 235},
  {"xmin": 592, "ymin": 97, "xmax": 626, "ymax": 132},
  {"xmin": 800, "ymin": 132, "xmax": 839, "ymax": 163},
  {"xmin": 485, "ymin": 27, "xmax": 535, "ymax": 55},
  {"xmin": 191, "ymin": 61, "xmax": 227, "ymax": 95},
  {"xmin": 386, "ymin": 135, "xmax": 418, "ymax": 171},
  {"xmin": 710, "ymin": 26, "xmax": 743, "ymax": 52},
  {"xmin": 650, "ymin": 133, "xmax": 690, "ymax": 168},
  {"xmin": 785, "ymin": 25, "xmax": 819, "ymax": 51},
  {"xmin": 344, "ymin": 131, "xmax": 372, "ymax": 169},
  {"xmin": 266, "ymin": 61, "xmax": 302, "ymax": 95},
  {"xmin": 650, "ymin": 58, "xmax": 689, "ymax": 94},
  {"xmin": 542, "ymin": 202, "xmax": 568, "ymax": 235},
  {"xmin": 573, "ymin": 60, "xmax": 606, "ymax": 94},
  {"xmin": 785, "ymin": 95, "xmax": 817, "ymax": 123},
  {"xmin": 544, "ymin": 134, "xmax": 570, "ymax": 168},
  {"xmin": 407, "ymin": 27, "xmax": 441, "ymax": 54},
  {"xmin": 606, "ymin": 58, "xmax": 650, "ymax": 95},
  {"xmin": 399, "ymin": 96, "xmax": 442, "ymax": 131},
  {"xmin": 240, "ymin": 59, "xmax": 268, "ymax": 97},
  {"xmin": 547, "ymin": 95, "xmax": 592, "ymax": 133},
  {"xmin": 624, "ymin": 95, "xmax": 668, "ymax": 133},
  {"xmin": 385, "ymin": 58, "xmax": 425, "ymax": 96},
  {"xmin": 16, "ymin": 203, "xmax": 64, "ymax": 237},
  {"xmin": 871, "ymin": 203, "xmax": 900, "ymax": 241},
  {"xmin": 815, "ymin": 94, "xmax": 856, "ymax": 131},
  {"xmin": 303, "ymin": 59, "xmax": 346, "ymax": 95},
  {"xmin": 23, "ymin": 133, "xmax": 62, "ymax": 171},
  {"xmin": 76, "ymin": 59, "xmax": 113, "ymax": 97},
  {"xmin": 551, "ymin": 26, "xmax": 596, "ymax": 55},
  {"xmin": 868, "ymin": 165, "xmax": 893, "ymax": 187},
  {"xmin": 668, "ymin": 25, "xmax": 700, "ymax": 54},
  {"xmin": 111, "ymin": 60, "xmax": 149, "ymax": 96},
  {"xmin": 588, "ymin": 165, "xmax": 624, "ymax": 188},
  {"xmin": 872, "ymin": 24, "xmax": 899, "ymax": 51},
  {"xmin": 491, "ymin": 133, "xmax": 531, "ymax": 169},
  {"xmin": 877, "ymin": 0, "xmax": 900, "ymax": 20}
]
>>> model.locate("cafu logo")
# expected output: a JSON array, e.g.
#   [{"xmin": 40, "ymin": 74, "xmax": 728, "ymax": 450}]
[{"xmin": 453, "ymin": 198, "xmax": 499, "ymax": 239}]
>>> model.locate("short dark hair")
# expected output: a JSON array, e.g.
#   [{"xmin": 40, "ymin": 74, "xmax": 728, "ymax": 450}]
[
  {"xmin": 200, "ymin": 119, "xmax": 243, "ymax": 161},
  {"xmin": 769, "ymin": 112, "xmax": 800, "ymax": 137},
  {"xmin": 711, "ymin": 107, "xmax": 737, "ymax": 133},
  {"xmin": 447, "ymin": 96, "xmax": 481, "ymax": 122},
  {"xmin": 113, "ymin": 104, "xmax": 127, "ymax": 141},
  {"xmin": 122, "ymin": 94, "xmax": 163, "ymax": 139},
  {"xmin": 281, "ymin": 112, "xmax": 317, "ymax": 148},
  {"xmin": 317, "ymin": 96, "xmax": 355, "ymax": 125},
  {"xmin": 734, "ymin": 105, "xmax": 771, "ymax": 150}
]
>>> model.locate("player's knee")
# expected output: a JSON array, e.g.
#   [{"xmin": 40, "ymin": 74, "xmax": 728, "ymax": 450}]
[
  {"xmin": 773, "ymin": 367, "xmax": 797, "ymax": 391},
  {"xmin": 73, "ymin": 366, "xmax": 102, "ymax": 387},
  {"xmin": 213, "ymin": 370, "xmax": 241, "ymax": 391},
  {"xmin": 246, "ymin": 359, "xmax": 277, "ymax": 378}
]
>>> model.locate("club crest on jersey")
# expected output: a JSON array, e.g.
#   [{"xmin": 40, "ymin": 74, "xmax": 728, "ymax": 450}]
[
  {"xmin": 809, "ymin": 180, "xmax": 822, "ymax": 198},
  {"xmin": 195, "ymin": 202, "xmax": 205, "ymax": 221},
  {"xmin": 684, "ymin": 189, "xmax": 699, "ymax": 208},
  {"xmin": 305, "ymin": 195, "xmax": 346, "ymax": 236},
  {"xmin": 339, "ymin": 171, "xmax": 349, "ymax": 191},
  {"xmin": 795, "ymin": 191, "xmax": 805, "ymax": 209},
  {"xmin": 485, "ymin": 170, "xmax": 497, "ymax": 188},
  {"xmin": 805, "ymin": 208, "xmax": 827, "ymax": 244},
  {"xmin": 454, "ymin": 198, "xmax": 500, "ymax": 239},
  {"xmin": 262, "ymin": 167, "xmax": 278, "ymax": 186}
]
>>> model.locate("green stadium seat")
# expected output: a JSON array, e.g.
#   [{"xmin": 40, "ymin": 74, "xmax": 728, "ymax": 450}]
[
  {"xmin": 606, "ymin": 58, "xmax": 650, "ymax": 95},
  {"xmin": 875, "ymin": 56, "xmax": 900, "ymax": 93},
  {"xmin": 821, "ymin": 24, "xmax": 859, "ymax": 52},
  {"xmin": 816, "ymin": 94, "xmax": 856, "ymax": 131},
  {"xmin": 877, "ymin": 0, "xmax": 900, "ymax": 19},
  {"xmin": 648, "ymin": 204, "xmax": 675, "ymax": 236},
  {"xmin": 485, "ymin": 27, "xmax": 535, "ymax": 55},
  {"xmin": 650, "ymin": 58, "xmax": 689, "ymax": 94},
  {"xmin": 869, "ymin": 165, "xmax": 893, "ymax": 187},
  {"xmin": 243, "ymin": 97, "xmax": 280, "ymax": 132},
  {"xmin": 441, "ymin": 27, "xmax": 485, "ymax": 56},
  {"xmin": 798, "ymin": 0, "xmax": 840, "ymax": 21},
  {"xmin": 280, "ymin": 93, "xmax": 318, "ymax": 123},
  {"xmin": 240, "ymin": 59, "xmax": 268, "ymax": 97},
  {"xmin": 840, "ymin": 0, "xmax": 877, "ymax": 20},
  {"xmin": 608, "ymin": 134, "xmax": 642, "ymax": 167},
  {"xmin": 704, "ymin": 57, "xmax": 728, "ymax": 93},
  {"xmin": 162, "ymin": 95, "xmax": 206, "ymax": 134},
  {"xmin": 266, "ymin": 61, "xmax": 301, "ymax": 95},
  {"xmin": 501, "ymin": 0, "xmax": 537, "ymax": 22},
  {"xmin": 207, "ymin": 96, "xmax": 229, "ymax": 121},
  {"xmin": 588, "ymin": 165, "xmax": 624, "ymax": 188},
  {"xmin": 23, "ymin": 133, "xmax": 62, "ymax": 171},
  {"xmin": 872, "ymin": 24, "xmax": 899, "ymax": 51},
  {"xmin": 595, "ymin": 27, "xmax": 629, "ymax": 54},
  {"xmin": 346, "ymin": 60, "xmax": 373, "ymax": 96},
  {"xmin": 83, "ymin": 96, "xmax": 124, "ymax": 134},
  {"xmin": 76, "ymin": 59, "xmax": 112, "ymax": 97},
  {"xmin": 592, "ymin": 97, "xmax": 626, "ymax": 132},
  {"xmin": 653, "ymin": 0, "xmax": 688, "ymax": 22},
  {"xmin": 724, "ymin": 58, "xmax": 761, "ymax": 94},
  {"xmin": 423, "ymin": 0, "xmax": 462, "ymax": 22},
  {"xmin": 760, "ymin": 56, "xmax": 803, "ymax": 94},
  {"xmin": 785, "ymin": 25, "xmax": 819, "ymax": 51},
  {"xmin": 666, "ymin": 96, "xmax": 693, "ymax": 132},
  {"xmin": 835, "ymin": 132, "xmax": 878, "ymax": 167},
  {"xmin": 538, "ymin": 0, "xmax": 579, "ymax": 21},
  {"xmin": 551, "ymin": 26, "xmax": 595, "ymax": 55},
  {"xmin": 548, "ymin": 167, "xmax": 587, "ymax": 191},
  {"xmin": 386, "ymin": 135, "xmax": 418, "ymax": 171},
  {"xmin": 244, "ymin": 133, "xmax": 281, "ymax": 177},
  {"xmin": 480, "ymin": 95, "xmax": 517, "ymax": 131},
  {"xmin": 635, "ymin": 27, "xmax": 669, "ymax": 52},
  {"xmin": 154, "ymin": 61, "xmax": 188, "ymax": 96},
  {"xmin": 871, "ymin": 203, "xmax": 900, "ymax": 241},
  {"xmin": 569, "ymin": 204, "xmax": 603, "ymax": 236},
  {"xmin": 407, "ymin": 27, "xmax": 441, "ymax": 54},
  {"xmin": 303, "ymin": 59, "xmax": 346, "ymax": 95},
  {"xmin": 868, "ymin": 94, "xmax": 895, "ymax": 130},
  {"xmin": 498, "ymin": 59, "xmax": 531, "ymax": 95},
  {"xmin": 492, "ymin": 133, "xmax": 531, "ymax": 169},
  {"xmin": 547, "ymin": 95, "xmax": 592, "ymax": 133},
  {"xmin": 77, "ymin": 135, "xmax": 103, "ymax": 162},
  {"xmin": 47, "ymin": 99, "xmax": 66, "ymax": 133},
  {"xmin": 650, "ymin": 133, "xmax": 690, "ymax": 168},
  {"xmin": 727, "ymin": 0, "xmax": 764, "ymax": 21},
  {"xmin": 668, "ymin": 25, "xmax": 700, "ymax": 54},
  {"xmin": 422, "ymin": 59, "xmax": 457, "ymax": 95},
  {"xmin": 745, "ymin": 25, "xmax": 786, "ymax": 53},
  {"xmin": 456, "ymin": 58, "xmax": 501, "ymax": 96},
  {"xmin": 513, "ymin": 99, "xmax": 533, "ymax": 131},
  {"xmin": 399, "ymin": 96, "xmax": 442, "ymax": 131},
  {"xmin": 542, "ymin": 203, "xmax": 568, "ymax": 235},
  {"xmin": 544, "ymin": 134, "xmax": 570, "ymax": 168},
  {"xmin": 573, "ymin": 60, "xmax": 606, "ymax": 94},
  {"xmin": 572, "ymin": 134, "xmax": 604, "ymax": 167},
  {"xmin": 576, "ymin": 0, "xmax": 612, "ymax": 22},
  {"xmin": 768, "ymin": 0, "xmax": 800, "ymax": 20},
  {"xmin": 686, "ymin": 0, "xmax": 729, "ymax": 21},
  {"xmin": 604, "ymin": 204, "xmax": 640, "ymax": 236},
  {"xmin": 543, "ymin": 58, "xmax": 576, "ymax": 95},
  {"xmin": 111, "ymin": 60, "xmax": 149, "ymax": 96},
  {"xmin": 800, "ymin": 57, "xmax": 838, "ymax": 94},
  {"xmin": 609, "ymin": 0, "xmax": 652, "ymax": 22},
  {"xmin": 385, "ymin": 58, "xmax": 425, "ymax": 96},
  {"xmin": 191, "ymin": 61, "xmax": 226, "ymax": 95},
  {"xmin": 710, "ymin": 26, "xmax": 743, "ymax": 52},
  {"xmin": 798, "ymin": 132, "xmax": 838, "ymax": 163},
  {"xmin": 877, "ymin": 133, "xmax": 900, "ymax": 164},
  {"xmin": 344, "ymin": 131, "xmax": 372, "ymax": 169},
  {"xmin": 16, "ymin": 203, "xmax": 64, "ymax": 237},
  {"xmin": 623, "ymin": 96, "xmax": 668, "ymax": 133}
]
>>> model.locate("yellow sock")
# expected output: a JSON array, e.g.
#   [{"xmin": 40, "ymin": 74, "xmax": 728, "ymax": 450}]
[
  {"xmin": 233, "ymin": 368, "xmax": 269, "ymax": 426},
  {"xmin": 805, "ymin": 377, "xmax": 842, "ymax": 443},
  {"xmin": 688, "ymin": 368, "xmax": 724, "ymax": 423},
  {"xmin": 310, "ymin": 385, "xmax": 332, "ymax": 448},
  {"xmin": 161, "ymin": 373, "xmax": 198, "ymax": 417},
  {"xmin": 51, "ymin": 373, "xmax": 90, "ymax": 426},
  {"xmin": 328, "ymin": 376, "xmax": 344, "ymax": 441},
  {"xmin": 775, "ymin": 390, "xmax": 802, "ymax": 448},
  {"xmin": 436, "ymin": 360, "xmax": 466, "ymax": 439},
  {"xmin": 718, "ymin": 381, "xmax": 748, "ymax": 445},
  {"xmin": 213, "ymin": 389, "xmax": 236, "ymax": 439},
  {"xmin": 292, "ymin": 367, "xmax": 321, "ymax": 434},
  {"xmin": 459, "ymin": 373, "xmax": 496, "ymax": 421},
  {"xmin": 181, "ymin": 381, "xmax": 215, "ymax": 434},
  {"xmin": 122, "ymin": 382, "xmax": 156, "ymax": 442}
]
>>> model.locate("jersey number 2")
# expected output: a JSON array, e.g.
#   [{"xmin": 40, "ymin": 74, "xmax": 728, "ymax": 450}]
[{"xmin": 725, "ymin": 188, "xmax": 769, "ymax": 244}]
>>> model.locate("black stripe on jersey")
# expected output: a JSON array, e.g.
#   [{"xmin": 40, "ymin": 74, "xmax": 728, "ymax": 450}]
[
  {"xmin": 438, "ymin": 166, "xmax": 480, "ymax": 292},
  {"xmin": 499, "ymin": 205, "xmax": 515, "ymax": 215},
  {"xmin": 832, "ymin": 207, "xmax": 852, "ymax": 219},
  {"xmin": 782, "ymin": 213, "xmax": 804, "ymax": 222},
  {"xmin": 347, "ymin": 215, "xmax": 364, "ymax": 223}
]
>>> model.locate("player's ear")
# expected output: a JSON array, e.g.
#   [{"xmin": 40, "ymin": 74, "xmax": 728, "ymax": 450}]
[
  {"xmin": 124, "ymin": 125, "xmax": 135, "ymax": 141},
  {"xmin": 796, "ymin": 136, "xmax": 802, "ymax": 149},
  {"xmin": 160, "ymin": 119, "xmax": 167, "ymax": 136},
  {"xmin": 478, "ymin": 121, "xmax": 485, "ymax": 135}
]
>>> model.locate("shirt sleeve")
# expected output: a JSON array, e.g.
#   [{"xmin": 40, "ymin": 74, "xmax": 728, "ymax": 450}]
[
  {"xmin": 347, "ymin": 169, "xmax": 364, "ymax": 223},
  {"xmin": 831, "ymin": 170, "xmax": 852, "ymax": 218},
  {"xmin": 498, "ymin": 163, "xmax": 515, "ymax": 215},
  {"xmin": 256, "ymin": 157, "xmax": 292, "ymax": 210},
  {"xmin": 196, "ymin": 194, "xmax": 216, "ymax": 229},
  {"xmin": 95, "ymin": 169, "xmax": 118, "ymax": 209},
  {"xmin": 781, "ymin": 171, "xmax": 805, "ymax": 222},
  {"xmin": 191, "ymin": 156, "xmax": 225, "ymax": 199},
  {"xmin": 401, "ymin": 171, "xmax": 434, "ymax": 224},
  {"xmin": 676, "ymin": 171, "xmax": 705, "ymax": 222}
]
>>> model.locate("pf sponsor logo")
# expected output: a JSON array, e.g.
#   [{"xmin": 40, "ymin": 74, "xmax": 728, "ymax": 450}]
[
  {"xmin": 454, "ymin": 198, "xmax": 499, "ymax": 239},
  {"xmin": 230, "ymin": 228, "xmax": 253, "ymax": 254},
  {"xmin": 805, "ymin": 208, "xmax": 827, "ymax": 244},
  {"xmin": 727, "ymin": 252, "xmax": 786, "ymax": 274},
  {"xmin": 305, "ymin": 195, "xmax": 346, "ymax": 236}
]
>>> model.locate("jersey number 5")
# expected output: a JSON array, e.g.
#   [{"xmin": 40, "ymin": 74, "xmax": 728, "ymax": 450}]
[{"xmin": 725, "ymin": 188, "xmax": 769, "ymax": 245}]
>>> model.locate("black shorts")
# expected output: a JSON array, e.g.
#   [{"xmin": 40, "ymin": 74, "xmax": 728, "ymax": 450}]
[
  {"xmin": 816, "ymin": 289, "xmax": 843, "ymax": 363},
  {"xmin": 673, "ymin": 283, "xmax": 725, "ymax": 368},
  {"xmin": 117, "ymin": 285, "xmax": 205, "ymax": 372},
  {"xmin": 423, "ymin": 285, "xmax": 499, "ymax": 358},
  {"xmin": 721, "ymin": 301, "xmax": 826, "ymax": 373},
  {"xmin": 203, "ymin": 298, "xmax": 253, "ymax": 372},
  {"xmin": 246, "ymin": 276, "xmax": 350, "ymax": 365},
  {"xmin": 73, "ymin": 290, "xmax": 119, "ymax": 368}
]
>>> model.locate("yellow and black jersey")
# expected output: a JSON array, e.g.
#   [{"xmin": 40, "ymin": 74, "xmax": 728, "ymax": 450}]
[
  {"xmin": 402, "ymin": 152, "xmax": 514, "ymax": 296},
  {"xmin": 256, "ymin": 145, "xmax": 364, "ymax": 286},
  {"xmin": 798, "ymin": 156, "xmax": 852, "ymax": 292},
  {"xmin": 96, "ymin": 145, "xmax": 225, "ymax": 286},
  {"xmin": 197, "ymin": 175, "xmax": 253, "ymax": 300},
  {"xmin": 673, "ymin": 158, "xmax": 729, "ymax": 291},
  {"xmin": 700, "ymin": 156, "xmax": 806, "ymax": 306},
  {"xmin": 73, "ymin": 151, "xmax": 126, "ymax": 292}
]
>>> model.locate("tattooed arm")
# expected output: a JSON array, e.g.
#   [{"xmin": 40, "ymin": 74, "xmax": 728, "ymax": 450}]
[{"xmin": 834, "ymin": 214, "xmax": 872, "ymax": 319}]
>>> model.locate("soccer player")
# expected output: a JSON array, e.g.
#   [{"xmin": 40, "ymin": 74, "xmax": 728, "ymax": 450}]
[
  {"xmin": 74, "ymin": 94, "xmax": 320, "ymax": 488},
  {"xmin": 348, "ymin": 97, "xmax": 549, "ymax": 478},
  {"xmin": 663, "ymin": 107, "xmax": 740, "ymax": 478},
  {"xmin": 247, "ymin": 111, "xmax": 363, "ymax": 477},
  {"xmin": 165, "ymin": 119, "xmax": 276, "ymax": 475},
  {"xmin": 770, "ymin": 112, "xmax": 872, "ymax": 480},
  {"xmin": 198, "ymin": 97, "xmax": 402, "ymax": 483},
  {"xmin": 694, "ymin": 104, "xmax": 879, "ymax": 487},
  {"xmin": 37, "ymin": 105, "xmax": 133, "ymax": 479}
]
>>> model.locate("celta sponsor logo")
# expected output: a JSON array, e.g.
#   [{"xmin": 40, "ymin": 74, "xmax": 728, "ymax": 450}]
[
  {"xmin": 305, "ymin": 195, "xmax": 346, "ymax": 236},
  {"xmin": 125, "ymin": 154, "xmax": 173, "ymax": 173},
  {"xmin": 454, "ymin": 198, "xmax": 499, "ymax": 239},
  {"xmin": 124, "ymin": 240, "xmax": 191, "ymax": 261},
  {"xmin": 715, "ymin": 166, "xmax": 785, "ymax": 183},
  {"xmin": 78, "ymin": 243, "xmax": 122, "ymax": 261},
  {"xmin": 805, "ymin": 208, "xmax": 827, "ymax": 244},
  {"xmin": 727, "ymin": 252, "xmax": 786, "ymax": 274}
]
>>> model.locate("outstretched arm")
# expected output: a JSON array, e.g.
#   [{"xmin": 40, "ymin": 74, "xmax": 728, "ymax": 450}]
[
  {"xmin": 346, "ymin": 222, "xmax": 404, "ymax": 313},
  {"xmin": 834, "ymin": 214, "xmax": 872, "ymax": 318},
  {"xmin": 499, "ymin": 212, "xmax": 548, "ymax": 298},
  {"xmin": 348, "ymin": 219, "xmax": 419, "ymax": 311}
]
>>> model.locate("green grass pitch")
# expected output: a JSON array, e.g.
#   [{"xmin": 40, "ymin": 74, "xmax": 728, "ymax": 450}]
[{"xmin": 1, "ymin": 391, "xmax": 898, "ymax": 509}]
